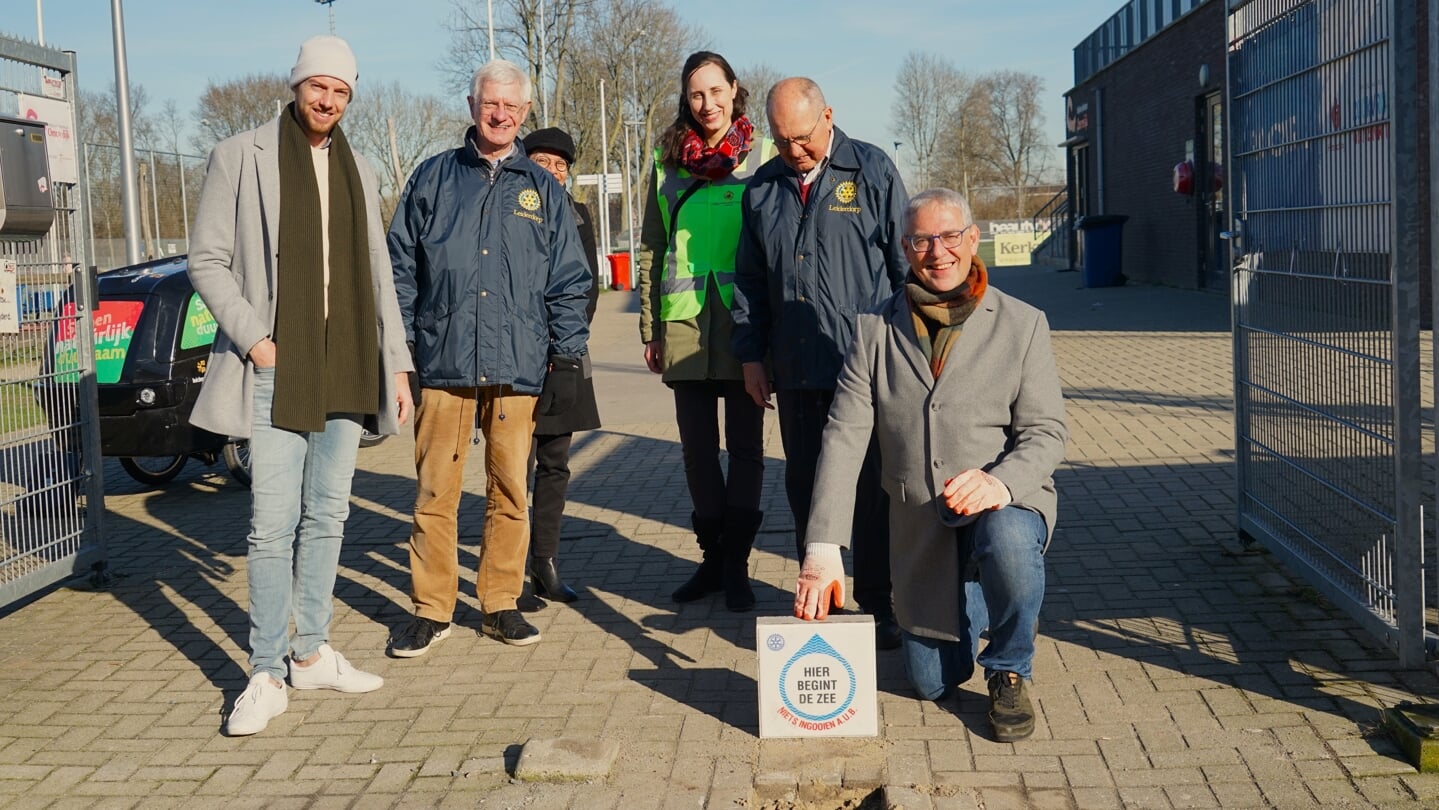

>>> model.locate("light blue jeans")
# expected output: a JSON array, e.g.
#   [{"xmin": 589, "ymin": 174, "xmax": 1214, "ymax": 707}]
[
  {"xmin": 246, "ymin": 367, "xmax": 362, "ymax": 680},
  {"xmin": 902, "ymin": 506, "xmax": 1047, "ymax": 699}
]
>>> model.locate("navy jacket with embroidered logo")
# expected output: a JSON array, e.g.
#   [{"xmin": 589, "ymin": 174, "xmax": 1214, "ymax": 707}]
[
  {"xmin": 731, "ymin": 126, "xmax": 908, "ymax": 390},
  {"xmin": 389, "ymin": 128, "xmax": 590, "ymax": 393}
]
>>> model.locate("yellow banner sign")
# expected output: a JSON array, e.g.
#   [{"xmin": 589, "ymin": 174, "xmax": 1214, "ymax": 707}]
[{"xmin": 994, "ymin": 232, "xmax": 1043, "ymax": 267}]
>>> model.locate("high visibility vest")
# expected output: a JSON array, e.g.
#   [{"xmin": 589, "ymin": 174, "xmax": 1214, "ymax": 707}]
[{"xmin": 655, "ymin": 139, "xmax": 775, "ymax": 322}]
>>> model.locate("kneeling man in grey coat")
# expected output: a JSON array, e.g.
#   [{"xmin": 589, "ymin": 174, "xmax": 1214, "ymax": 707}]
[{"xmin": 793, "ymin": 188, "xmax": 1067, "ymax": 742}]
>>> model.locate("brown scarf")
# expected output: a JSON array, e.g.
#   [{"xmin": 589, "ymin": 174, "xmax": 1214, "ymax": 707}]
[
  {"xmin": 906, "ymin": 257, "xmax": 989, "ymax": 379},
  {"xmin": 271, "ymin": 103, "xmax": 379, "ymax": 432}
]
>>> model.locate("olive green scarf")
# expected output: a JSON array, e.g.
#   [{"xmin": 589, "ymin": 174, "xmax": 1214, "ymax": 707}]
[{"xmin": 271, "ymin": 103, "xmax": 379, "ymax": 432}]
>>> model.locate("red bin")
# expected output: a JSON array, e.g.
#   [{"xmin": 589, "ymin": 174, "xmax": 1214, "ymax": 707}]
[{"xmin": 606, "ymin": 252, "xmax": 632, "ymax": 291}]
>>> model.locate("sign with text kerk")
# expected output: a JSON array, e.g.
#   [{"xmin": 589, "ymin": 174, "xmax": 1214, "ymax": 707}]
[{"xmin": 756, "ymin": 615, "xmax": 877, "ymax": 738}]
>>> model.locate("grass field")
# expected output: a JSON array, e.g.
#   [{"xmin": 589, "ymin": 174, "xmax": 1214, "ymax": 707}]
[
  {"xmin": 0, "ymin": 381, "xmax": 48, "ymax": 436},
  {"xmin": 2, "ymin": 332, "xmax": 52, "ymax": 436}
]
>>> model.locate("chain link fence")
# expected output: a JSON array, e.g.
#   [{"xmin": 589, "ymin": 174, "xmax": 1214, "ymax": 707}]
[{"xmin": 83, "ymin": 143, "xmax": 204, "ymax": 271}]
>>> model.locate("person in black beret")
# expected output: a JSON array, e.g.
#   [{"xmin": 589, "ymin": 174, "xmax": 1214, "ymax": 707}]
[{"xmin": 518, "ymin": 126, "xmax": 602, "ymax": 609}]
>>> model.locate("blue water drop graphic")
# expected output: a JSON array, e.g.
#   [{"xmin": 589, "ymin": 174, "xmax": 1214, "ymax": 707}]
[{"xmin": 778, "ymin": 634, "xmax": 857, "ymax": 723}]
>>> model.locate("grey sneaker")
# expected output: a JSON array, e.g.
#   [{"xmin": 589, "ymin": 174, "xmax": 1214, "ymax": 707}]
[
  {"xmin": 987, "ymin": 671, "xmax": 1035, "ymax": 742},
  {"xmin": 225, "ymin": 672, "xmax": 287, "ymax": 736}
]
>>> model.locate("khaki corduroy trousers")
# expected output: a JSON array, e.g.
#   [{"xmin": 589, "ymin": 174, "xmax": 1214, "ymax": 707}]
[{"xmin": 408, "ymin": 385, "xmax": 537, "ymax": 618}]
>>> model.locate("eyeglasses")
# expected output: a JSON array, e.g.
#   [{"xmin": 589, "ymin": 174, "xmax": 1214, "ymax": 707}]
[
  {"xmin": 478, "ymin": 100, "xmax": 527, "ymax": 117},
  {"xmin": 531, "ymin": 154, "xmax": 569, "ymax": 172},
  {"xmin": 903, "ymin": 226, "xmax": 974, "ymax": 253},
  {"xmin": 773, "ymin": 109, "xmax": 827, "ymax": 150}
]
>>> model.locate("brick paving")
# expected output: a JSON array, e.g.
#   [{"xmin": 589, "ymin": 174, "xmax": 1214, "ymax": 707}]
[{"xmin": 2, "ymin": 266, "xmax": 1438, "ymax": 808}]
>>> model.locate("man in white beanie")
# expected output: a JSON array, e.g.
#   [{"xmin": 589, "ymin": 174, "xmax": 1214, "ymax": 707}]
[{"xmin": 188, "ymin": 34, "xmax": 414, "ymax": 736}]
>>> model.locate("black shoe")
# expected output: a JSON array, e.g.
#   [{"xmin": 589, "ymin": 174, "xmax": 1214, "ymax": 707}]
[
  {"xmin": 516, "ymin": 579, "xmax": 548, "ymax": 613},
  {"xmin": 723, "ymin": 558, "xmax": 755, "ymax": 612},
  {"xmin": 873, "ymin": 613, "xmax": 902, "ymax": 650},
  {"xmin": 389, "ymin": 616, "xmax": 451, "ymax": 658},
  {"xmin": 530, "ymin": 557, "xmax": 578, "ymax": 603},
  {"xmin": 988, "ymin": 672, "xmax": 1035, "ymax": 742},
  {"xmin": 480, "ymin": 609, "xmax": 541, "ymax": 646},
  {"xmin": 672, "ymin": 557, "xmax": 723, "ymax": 603}
]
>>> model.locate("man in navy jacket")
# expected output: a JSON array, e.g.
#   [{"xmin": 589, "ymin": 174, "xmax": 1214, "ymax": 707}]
[
  {"xmin": 732, "ymin": 77, "xmax": 908, "ymax": 649},
  {"xmin": 387, "ymin": 60, "xmax": 590, "ymax": 655}
]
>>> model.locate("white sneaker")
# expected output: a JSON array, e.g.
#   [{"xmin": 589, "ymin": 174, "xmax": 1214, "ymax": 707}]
[
  {"xmin": 225, "ymin": 672, "xmax": 288, "ymax": 736},
  {"xmin": 288, "ymin": 644, "xmax": 384, "ymax": 693}
]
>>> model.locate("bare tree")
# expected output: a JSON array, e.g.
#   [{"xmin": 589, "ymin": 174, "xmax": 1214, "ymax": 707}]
[
  {"xmin": 741, "ymin": 61, "xmax": 780, "ymax": 140},
  {"xmin": 441, "ymin": 0, "xmax": 703, "ymax": 246},
  {"xmin": 77, "ymin": 83, "xmax": 155, "ymax": 148},
  {"xmin": 930, "ymin": 83, "xmax": 989, "ymax": 199},
  {"xmin": 78, "ymin": 85, "xmax": 157, "ymax": 262},
  {"xmin": 191, "ymin": 73, "xmax": 291, "ymax": 153},
  {"xmin": 973, "ymin": 70, "xmax": 1051, "ymax": 219},
  {"xmin": 440, "ymin": 0, "xmax": 596, "ymax": 125},
  {"xmin": 343, "ymin": 81, "xmax": 473, "ymax": 221},
  {"xmin": 157, "ymin": 99, "xmax": 186, "ymax": 154},
  {"xmin": 890, "ymin": 52, "xmax": 972, "ymax": 190}
]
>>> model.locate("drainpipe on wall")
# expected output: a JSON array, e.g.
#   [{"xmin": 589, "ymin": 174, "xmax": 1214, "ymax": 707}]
[{"xmin": 1094, "ymin": 87, "xmax": 1105, "ymax": 215}]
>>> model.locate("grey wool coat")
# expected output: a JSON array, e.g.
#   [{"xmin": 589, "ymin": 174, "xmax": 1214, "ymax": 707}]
[
  {"xmin": 187, "ymin": 115, "xmax": 412, "ymax": 439},
  {"xmin": 806, "ymin": 285, "xmax": 1068, "ymax": 642}
]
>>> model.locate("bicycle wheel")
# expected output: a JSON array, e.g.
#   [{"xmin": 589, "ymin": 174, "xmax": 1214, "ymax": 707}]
[{"xmin": 222, "ymin": 440, "xmax": 252, "ymax": 488}]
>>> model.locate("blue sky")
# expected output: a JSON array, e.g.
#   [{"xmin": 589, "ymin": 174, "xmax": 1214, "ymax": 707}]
[{"xmin": 27, "ymin": 0, "xmax": 1126, "ymax": 169}]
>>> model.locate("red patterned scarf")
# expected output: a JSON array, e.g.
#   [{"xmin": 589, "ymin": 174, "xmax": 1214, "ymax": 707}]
[{"xmin": 679, "ymin": 116, "xmax": 754, "ymax": 180}]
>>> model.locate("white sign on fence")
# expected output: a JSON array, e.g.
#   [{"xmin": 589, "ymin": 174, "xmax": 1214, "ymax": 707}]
[
  {"xmin": 16, "ymin": 94, "xmax": 77, "ymax": 184},
  {"xmin": 575, "ymin": 172, "xmax": 624, "ymax": 193},
  {"xmin": 0, "ymin": 260, "xmax": 20, "ymax": 334},
  {"xmin": 756, "ymin": 615, "xmax": 877, "ymax": 738},
  {"xmin": 41, "ymin": 74, "xmax": 65, "ymax": 99}
]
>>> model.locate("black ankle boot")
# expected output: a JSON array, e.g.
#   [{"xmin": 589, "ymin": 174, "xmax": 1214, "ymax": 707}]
[
  {"xmin": 673, "ymin": 512, "xmax": 725, "ymax": 603},
  {"xmin": 516, "ymin": 578, "xmax": 547, "ymax": 613},
  {"xmin": 530, "ymin": 557, "xmax": 578, "ymax": 603},
  {"xmin": 722, "ymin": 508, "xmax": 763, "ymax": 612}
]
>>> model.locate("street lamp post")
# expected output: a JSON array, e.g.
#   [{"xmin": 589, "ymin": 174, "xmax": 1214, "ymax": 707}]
[
  {"xmin": 626, "ymin": 30, "xmax": 646, "ymax": 280},
  {"xmin": 313, "ymin": 0, "xmax": 336, "ymax": 34},
  {"xmin": 538, "ymin": 0, "xmax": 547, "ymax": 126},
  {"xmin": 110, "ymin": 0, "xmax": 142, "ymax": 265}
]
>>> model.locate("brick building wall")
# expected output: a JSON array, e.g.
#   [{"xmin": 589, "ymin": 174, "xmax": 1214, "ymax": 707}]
[{"xmin": 1066, "ymin": 0, "xmax": 1226, "ymax": 291}]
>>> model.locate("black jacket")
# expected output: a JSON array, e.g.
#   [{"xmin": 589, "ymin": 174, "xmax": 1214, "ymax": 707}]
[
  {"xmin": 535, "ymin": 196, "xmax": 601, "ymax": 435},
  {"xmin": 732, "ymin": 127, "xmax": 909, "ymax": 390}
]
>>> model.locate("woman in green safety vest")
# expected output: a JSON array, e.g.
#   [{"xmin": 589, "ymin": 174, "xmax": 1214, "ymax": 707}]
[{"xmin": 638, "ymin": 50, "xmax": 776, "ymax": 613}]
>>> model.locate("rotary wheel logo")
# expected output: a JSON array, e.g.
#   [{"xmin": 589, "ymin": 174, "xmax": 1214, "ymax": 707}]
[
  {"xmin": 518, "ymin": 189, "xmax": 542, "ymax": 211},
  {"xmin": 835, "ymin": 181, "xmax": 858, "ymax": 204}
]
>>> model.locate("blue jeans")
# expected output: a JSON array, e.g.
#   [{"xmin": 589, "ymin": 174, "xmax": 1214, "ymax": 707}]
[
  {"xmin": 246, "ymin": 367, "xmax": 362, "ymax": 680},
  {"xmin": 902, "ymin": 507, "xmax": 1047, "ymax": 699}
]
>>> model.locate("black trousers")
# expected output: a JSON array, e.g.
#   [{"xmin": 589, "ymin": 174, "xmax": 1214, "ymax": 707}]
[
  {"xmin": 776, "ymin": 387, "xmax": 892, "ymax": 615},
  {"xmin": 671, "ymin": 379, "xmax": 765, "ymax": 521},
  {"xmin": 530, "ymin": 432, "xmax": 573, "ymax": 559}
]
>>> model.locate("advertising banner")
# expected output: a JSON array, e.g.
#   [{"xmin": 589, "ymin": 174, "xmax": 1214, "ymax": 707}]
[
  {"xmin": 53, "ymin": 300, "xmax": 144, "ymax": 384},
  {"xmin": 16, "ymin": 94, "xmax": 77, "ymax": 185}
]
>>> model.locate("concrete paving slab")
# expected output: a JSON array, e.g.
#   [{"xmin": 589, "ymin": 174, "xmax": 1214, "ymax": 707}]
[{"xmin": 513, "ymin": 737, "xmax": 620, "ymax": 781}]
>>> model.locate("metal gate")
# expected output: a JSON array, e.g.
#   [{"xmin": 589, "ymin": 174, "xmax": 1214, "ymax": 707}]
[
  {"xmin": 1227, "ymin": 0, "xmax": 1432, "ymax": 665},
  {"xmin": 0, "ymin": 35, "xmax": 105, "ymax": 609}
]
